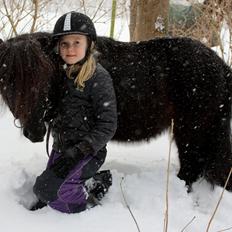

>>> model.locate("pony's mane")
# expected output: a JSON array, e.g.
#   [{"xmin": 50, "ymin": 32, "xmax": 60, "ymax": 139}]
[
  {"xmin": 96, "ymin": 36, "xmax": 130, "ymax": 55},
  {"xmin": 0, "ymin": 36, "xmax": 54, "ymax": 125}
]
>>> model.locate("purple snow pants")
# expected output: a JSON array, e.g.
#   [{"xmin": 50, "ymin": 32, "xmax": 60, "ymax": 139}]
[{"xmin": 35, "ymin": 149, "xmax": 105, "ymax": 213}]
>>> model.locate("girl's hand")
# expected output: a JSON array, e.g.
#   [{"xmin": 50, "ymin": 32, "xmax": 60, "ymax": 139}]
[{"xmin": 50, "ymin": 146, "xmax": 85, "ymax": 178}]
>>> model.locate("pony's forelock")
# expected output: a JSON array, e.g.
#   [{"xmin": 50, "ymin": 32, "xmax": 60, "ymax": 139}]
[{"xmin": 0, "ymin": 37, "xmax": 54, "ymax": 125}]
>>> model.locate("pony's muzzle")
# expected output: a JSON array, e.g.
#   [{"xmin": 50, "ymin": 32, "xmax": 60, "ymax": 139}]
[{"xmin": 23, "ymin": 126, "xmax": 46, "ymax": 143}]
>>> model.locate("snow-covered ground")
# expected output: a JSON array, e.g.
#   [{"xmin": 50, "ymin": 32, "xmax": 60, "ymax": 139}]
[
  {"xmin": 1, "ymin": 3, "xmax": 232, "ymax": 231},
  {"xmin": 1, "ymin": 109, "xmax": 232, "ymax": 232}
]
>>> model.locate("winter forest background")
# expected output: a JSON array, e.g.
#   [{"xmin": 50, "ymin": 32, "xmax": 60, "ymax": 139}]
[{"xmin": 0, "ymin": 0, "xmax": 232, "ymax": 232}]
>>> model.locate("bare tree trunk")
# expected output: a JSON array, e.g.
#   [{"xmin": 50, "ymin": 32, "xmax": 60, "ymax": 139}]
[
  {"xmin": 130, "ymin": 0, "xmax": 169, "ymax": 41},
  {"xmin": 129, "ymin": 0, "xmax": 137, "ymax": 41}
]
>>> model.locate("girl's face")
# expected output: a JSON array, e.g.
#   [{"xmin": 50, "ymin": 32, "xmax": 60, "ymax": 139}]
[{"xmin": 59, "ymin": 34, "xmax": 88, "ymax": 65}]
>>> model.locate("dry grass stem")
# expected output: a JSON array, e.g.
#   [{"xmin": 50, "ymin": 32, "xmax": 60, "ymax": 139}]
[
  {"xmin": 205, "ymin": 167, "xmax": 232, "ymax": 232},
  {"xmin": 180, "ymin": 216, "xmax": 196, "ymax": 232},
  {"xmin": 163, "ymin": 119, "xmax": 174, "ymax": 232},
  {"xmin": 120, "ymin": 177, "xmax": 141, "ymax": 232},
  {"xmin": 215, "ymin": 226, "xmax": 232, "ymax": 232}
]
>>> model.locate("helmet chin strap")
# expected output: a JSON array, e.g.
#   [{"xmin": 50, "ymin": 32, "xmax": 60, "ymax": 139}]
[
  {"xmin": 78, "ymin": 37, "xmax": 92, "ymax": 64},
  {"xmin": 75, "ymin": 53, "xmax": 88, "ymax": 65}
]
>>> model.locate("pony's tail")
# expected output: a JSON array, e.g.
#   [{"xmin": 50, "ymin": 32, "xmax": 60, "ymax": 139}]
[{"xmin": 0, "ymin": 38, "xmax": 55, "ymax": 125}]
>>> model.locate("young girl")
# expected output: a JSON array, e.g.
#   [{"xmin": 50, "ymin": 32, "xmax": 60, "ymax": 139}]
[{"xmin": 32, "ymin": 11, "xmax": 117, "ymax": 213}]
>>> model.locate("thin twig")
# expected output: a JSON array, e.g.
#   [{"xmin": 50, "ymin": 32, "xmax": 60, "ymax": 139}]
[
  {"xmin": 215, "ymin": 226, "xmax": 232, "ymax": 232},
  {"xmin": 120, "ymin": 177, "xmax": 141, "ymax": 232},
  {"xmin": 181, "ymin": 216, "xmax": 196, "ymax": 232},
  {"xmin": 163, "ymin": 119, "xmax": 174, "ymax": 232},
  {"xmin": 205, "ymin": 167, "xmax": 232, "ymax": 232}
]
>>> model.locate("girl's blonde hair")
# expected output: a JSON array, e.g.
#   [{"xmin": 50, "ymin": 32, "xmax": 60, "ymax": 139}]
[{"xmin": 65, "ymin": 42, "xmax": 96, "ymax": 90}]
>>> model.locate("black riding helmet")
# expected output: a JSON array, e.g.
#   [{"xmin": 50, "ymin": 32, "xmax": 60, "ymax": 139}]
[
  {"xmin": 53, "ymin": 11, "xmax": 97, "ymax": 42},
  {"xmin": 53, "ymin": 11, "xmax": 97, "ymax": 65}
]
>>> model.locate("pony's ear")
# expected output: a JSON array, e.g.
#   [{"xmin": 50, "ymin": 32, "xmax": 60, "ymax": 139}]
[{"xmin": 0, "ymin": 38, "xmax": 3, "ymax": 44}]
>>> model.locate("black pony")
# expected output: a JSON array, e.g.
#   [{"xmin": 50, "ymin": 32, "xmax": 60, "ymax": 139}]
[
  {"xmin": 0, "ymin": 32, "xmax": 232, "ymax": 191},
  {"xmin": 96, "ymin": 37, "xmax": 232, "ymax": 191}
]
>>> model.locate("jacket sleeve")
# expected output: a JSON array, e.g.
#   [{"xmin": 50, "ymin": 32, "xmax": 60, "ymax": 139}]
[{"xmin": 76, "ymin": 65, "xmax": 117, "ymax": 155}]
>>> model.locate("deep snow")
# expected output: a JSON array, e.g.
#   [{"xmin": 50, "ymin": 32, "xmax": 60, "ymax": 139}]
[
  {"xmin": 0, "ymin": 4, "xmax": 232, "ymax": 230},
  {"xmin": 1, "ymin": 109, "xmax": 232, "ymax": 232}
]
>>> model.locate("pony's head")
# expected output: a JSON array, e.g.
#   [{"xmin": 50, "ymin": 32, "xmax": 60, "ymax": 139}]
[{"xmin": 0, "ymin": 33, "xmax": 55, "ymax": 142}]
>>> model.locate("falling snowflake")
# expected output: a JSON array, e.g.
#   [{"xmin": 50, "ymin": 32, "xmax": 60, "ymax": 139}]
[{"xmin": 103, "ymin": 102, "xmax": 110, "ymax": 107}]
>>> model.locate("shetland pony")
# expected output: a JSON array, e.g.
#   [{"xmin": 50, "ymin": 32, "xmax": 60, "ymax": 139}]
[{"xmin": 0, "ymin": 33, "xmax": 232, "ymax": 191}]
